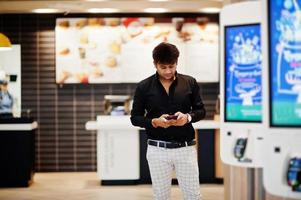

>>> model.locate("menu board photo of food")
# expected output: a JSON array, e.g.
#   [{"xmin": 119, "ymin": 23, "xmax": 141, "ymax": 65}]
[{"xmin": 55, "ymin": 17, "xmax": 219, "ymax": 84}]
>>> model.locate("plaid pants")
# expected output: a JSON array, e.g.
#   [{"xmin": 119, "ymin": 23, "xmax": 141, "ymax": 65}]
[{"xmin": 146, "ymin": 144, "xmax": 202, "ymax": 200}]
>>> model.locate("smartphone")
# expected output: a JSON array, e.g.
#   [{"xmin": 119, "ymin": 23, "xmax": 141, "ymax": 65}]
[{"xmin": 165, "ymin": 115, "xmax": 178, "ymax": 120}]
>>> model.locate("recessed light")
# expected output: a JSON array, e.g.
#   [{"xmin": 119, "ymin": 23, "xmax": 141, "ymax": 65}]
[
  {"xmin": 149, "ymin": 0, "xmax": 169, "ymax": 2},
  {"xmin": 199, "ymin": 7, "xmax": 221, "ymax": 13},
  {"xmin": 87, "ymin": 8, "xmax": 119, "ymax": 13},
  {"xmin": 32, "ymin": 8, "xmax": 59, "ymax": 13},
  {"xmin": 144, "ymin": 8, "xmax": 168, "ymax": 13}
]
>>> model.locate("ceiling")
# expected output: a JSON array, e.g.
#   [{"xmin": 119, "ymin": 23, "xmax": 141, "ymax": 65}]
[{"xmin": 0, "ymin": 0, "xmax": 223, "ymax": 14}]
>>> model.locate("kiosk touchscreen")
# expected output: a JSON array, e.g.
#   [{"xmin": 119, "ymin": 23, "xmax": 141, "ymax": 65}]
[
  {"xmin": 262, "ymin": 0, "xmax": 301, "ymax": 198},
  {"xmin": 220, "ymin": 1, "xmax": 264, "ymax": 167},
  {"xmin": 225, "ymin": 24, "xmax": 262, "ymax": 123}
]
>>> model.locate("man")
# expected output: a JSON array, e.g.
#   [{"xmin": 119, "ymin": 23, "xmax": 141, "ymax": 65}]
[
  {"xmin": 0, "ymin": 80, "xmax": 14, "ymax": 119},
  {"xmin": 130, "ymin": 42, "xmax": 206, "ymax": 200}
]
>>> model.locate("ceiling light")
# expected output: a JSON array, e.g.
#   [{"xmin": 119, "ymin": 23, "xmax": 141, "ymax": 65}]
[
  {"xmin": 149, "ymin": 0, "xmax": 169, "ymax": 2},
  {"xmin": 33, "ymin": 8, "xmax": 59, "ymax": 13},
  {"xmin": 87, "ymin": 8, "xmax": 119, "ymax": 13},
  {"xmin": 0, "ymin": 33, "xmax": 12, "ymax": 51},
  {"xmin": 144, "ymin": 8, "xmax": 168, "ymax": 13},
  {"xmin": 199, "ymin": 7, "xmax": 221, "ymax": 13}
]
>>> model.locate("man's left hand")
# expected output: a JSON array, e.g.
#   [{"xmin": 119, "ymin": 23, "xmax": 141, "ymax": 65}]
[{"xmin": 170, "ymin": 112, "xmax": 188, "ymax": 126}]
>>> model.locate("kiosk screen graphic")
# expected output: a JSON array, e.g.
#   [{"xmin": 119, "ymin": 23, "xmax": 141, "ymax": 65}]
[
  {"xmin": 225, "ymin": 24, "xmax": 262, "ymax": 122},
  {"xmin": 269, "ymin": 0, "xmax": 301, "ymax": 126}
]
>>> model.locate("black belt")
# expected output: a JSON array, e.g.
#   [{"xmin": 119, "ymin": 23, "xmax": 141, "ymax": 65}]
[{"xmin": 147, "ymin": 140, "xmax": 196, "ymax": 149}]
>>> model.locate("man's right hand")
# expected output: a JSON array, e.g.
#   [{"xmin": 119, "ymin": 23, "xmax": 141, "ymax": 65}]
[{"xmin": 151, "ymin": 114, "xmax": 172, "ymax": 128}]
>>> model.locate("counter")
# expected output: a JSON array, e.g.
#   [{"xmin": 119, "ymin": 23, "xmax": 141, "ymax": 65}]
[
  {"xmin": 86, "ymin": 115, "xmax": 221, "ymax": 185},
  {"xmin": 0, "ymin": 118, "xmax": 38, "ymax": 187}
]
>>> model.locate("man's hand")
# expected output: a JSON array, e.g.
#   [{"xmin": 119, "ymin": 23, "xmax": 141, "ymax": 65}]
[
  {"xmin": 171, "ymin": 112, "xmax": 189, "ymax": 126},
  {"xmin": 152, "ymin": 114, "xmax": 173, "ymax": 128}
]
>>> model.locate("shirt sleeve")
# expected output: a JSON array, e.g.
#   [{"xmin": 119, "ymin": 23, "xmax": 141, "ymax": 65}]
[
  {"xmin": 130, "ymin": 85, "xmax": 153, "ymax": 129},
  {"xmin": 189, "ymin": 78, "xmax": 206, "ymax": 123}
]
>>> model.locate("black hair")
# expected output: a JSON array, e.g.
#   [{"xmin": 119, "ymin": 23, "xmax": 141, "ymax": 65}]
[{"xmin": 152, "ymin": 42, "xmax": 180, "ymax": 65}]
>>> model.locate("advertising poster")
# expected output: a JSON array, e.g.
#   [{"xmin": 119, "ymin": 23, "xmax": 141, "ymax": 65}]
[
  {"xmin": 269, "ymin": 0, "xmax": 301, "ymax": 126},
  {"xmin": 225, "ymin": 24, "xmax": 262, "ymax": 122},
  {"xmin": 55, "ymin": 17, "xmax": 219, "ymax": 84}
]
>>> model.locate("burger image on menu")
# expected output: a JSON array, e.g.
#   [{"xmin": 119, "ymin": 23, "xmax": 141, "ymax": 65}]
[
  {"xmin": 76, "ymin": 19, "xmax": 88, "ymax": 29},
  {"xmin": 106, "ymin": 18, "xmax": 121, "ymax": 27},
  {"xmin": 105, "ymin": 56, "xmax": 118, "ymax": 68},
  {"xmin": 58, "ymin": 47, "xmax": 70, "ymax": 56},
  {"xmin": 88, "ymin": 18, "xmax": 105, "ymax": 27},
  {"xmin": 58, "ymin": 20, "xmax": 70, "ymax": 29}
]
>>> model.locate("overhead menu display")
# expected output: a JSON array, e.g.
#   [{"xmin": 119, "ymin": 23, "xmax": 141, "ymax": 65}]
[
  {"xmin": 269, "ymin": 0, "xmax": 301, "ymax": 126},
  {"xmin": 225, "ymin": 24, "xmax": 262, "ymax": 122},
  {"xmin": 55, "ymin": 17, "xmax": 219, "ymax": 84}
]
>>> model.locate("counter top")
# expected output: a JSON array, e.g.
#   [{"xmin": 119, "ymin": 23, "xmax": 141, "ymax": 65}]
[
  {"xmin": 86, "ymin": 115, "xmax": 220, "ymax": 131},
  {"xmin": 0, "ymin": 121, "xmax": 38, "ymax": 131}
]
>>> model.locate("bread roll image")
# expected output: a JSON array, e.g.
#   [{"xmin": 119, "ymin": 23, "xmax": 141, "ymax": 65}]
[
  {"xmin": 91, "ymin": 67, "xmax": 104, "ymax": 78},
  {"xmin": 88, "ymin": 18, "xmax": 105, "ymax": 27},
  {"xmin": 57, "ymin": 20, "xmax": 70, "ymax": 29},
  {"xmin": 58, "ymin": 47, "xmax": 70, "ymax": 56},
  {"xmin": 109, "ymin": 41, "xmax": 121, "ymax": 54},
  {"xmin": 106, "ymin": 18, "xmax": 121, "ymax": 27},
  {"xmin": 105, "ymin": 56, "xmax": 117, "ymax": 68},
  {"xmin": 75, "ymin": 19, "xmax": 88, "ymax": 29}
]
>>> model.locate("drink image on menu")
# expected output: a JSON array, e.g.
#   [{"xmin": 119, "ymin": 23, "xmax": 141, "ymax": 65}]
[
  {"xmin": 270, "ymin": 0, "xmax": 301, "ymax": 126},
  {"xmin": 225, "ymin": 24, "xmax": 262, "ymax": 122}
]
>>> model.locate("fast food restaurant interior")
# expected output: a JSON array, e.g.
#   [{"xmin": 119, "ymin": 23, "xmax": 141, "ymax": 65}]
[{"xmin": 0, "ymin": 0, "xmax": 301, "ymax": 199}]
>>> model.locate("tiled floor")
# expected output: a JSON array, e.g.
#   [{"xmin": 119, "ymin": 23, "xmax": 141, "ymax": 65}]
[{"xmin": 0, "ymin": 173, "xmax": 224, "ymax": 200}]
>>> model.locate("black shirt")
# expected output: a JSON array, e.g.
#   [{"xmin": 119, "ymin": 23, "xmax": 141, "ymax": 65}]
[{"xmin": 130, "ymin": 72, "xmax": 206, "ymax": 142}]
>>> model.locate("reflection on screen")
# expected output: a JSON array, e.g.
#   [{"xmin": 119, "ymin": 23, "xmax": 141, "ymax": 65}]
[
  {"xmin": 225, "ymin": 24, "xmax": 262, "ymax": 122},
  {"xmin": 269, "ymin": 0, "xmax": 301, "ymax": 126}
]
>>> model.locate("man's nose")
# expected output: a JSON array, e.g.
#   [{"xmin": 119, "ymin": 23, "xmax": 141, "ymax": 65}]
[{"xmin": 165, "ymin": 68, "xmax": 172, "ymax": 73}]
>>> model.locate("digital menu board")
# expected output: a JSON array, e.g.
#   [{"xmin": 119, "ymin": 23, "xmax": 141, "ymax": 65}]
[
  {"xmin": 225, "ymin": 24, "xmax": 262, "ymax": 122},
  {"xmin": 269, "ymin": 0, "xmax": 301, "ymax": 126},
  {"xmin": 55, "ymin": 17, "xmax": 219, "ymax": 84}
]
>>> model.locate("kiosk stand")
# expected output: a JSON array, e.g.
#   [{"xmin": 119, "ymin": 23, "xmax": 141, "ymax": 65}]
[
  {"xmin": 220, "ymin": 2, "xmax": 265, "ymax": 200},
  {"xmin": 262, "ymin": 0, "xmax": 301, "ymax": 198}
]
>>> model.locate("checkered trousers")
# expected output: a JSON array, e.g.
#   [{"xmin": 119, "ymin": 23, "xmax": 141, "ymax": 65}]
[{"xmin": 146, "ymin": 144, "xmax": 202, "ymax": 200}]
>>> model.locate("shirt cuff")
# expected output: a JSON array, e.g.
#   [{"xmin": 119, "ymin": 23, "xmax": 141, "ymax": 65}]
[{"xmin": 186, "ymin": 113, "xmax": 192, "ymax": 123}]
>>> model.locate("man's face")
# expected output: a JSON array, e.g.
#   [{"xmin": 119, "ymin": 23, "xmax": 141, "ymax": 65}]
[{"xmin": 155, "ymin": 62, "xmax": 177, "ymax": 81}]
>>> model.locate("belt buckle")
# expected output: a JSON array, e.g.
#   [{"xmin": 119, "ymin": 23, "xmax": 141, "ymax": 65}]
[
  {"xmin": 157, "ymin": 141, "xmax": 160, "ymax": 147},
  {"xmin": 157, "ymin": 141, "xmax": 167, "ymax": 148},
  {"xmin": 158, "ymin": 141, "xmax": 167, "ymax": 148}
]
